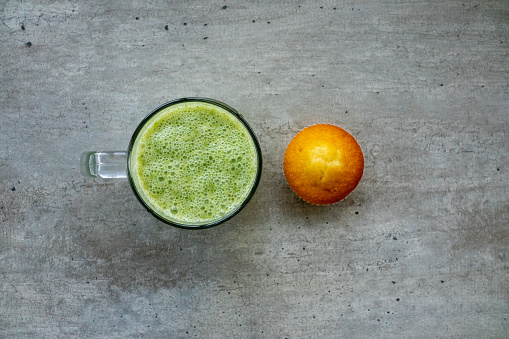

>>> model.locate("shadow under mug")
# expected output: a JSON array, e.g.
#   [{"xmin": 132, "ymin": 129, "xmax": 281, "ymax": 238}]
[{"xmin": 80, "ymin": 98, "xmax": 263, "ymax": 229}]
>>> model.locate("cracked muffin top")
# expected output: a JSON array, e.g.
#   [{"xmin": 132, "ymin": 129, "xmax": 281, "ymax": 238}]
[{"xmin": 283, "ymin": 124, "xmax": 364, "ymax": 205}]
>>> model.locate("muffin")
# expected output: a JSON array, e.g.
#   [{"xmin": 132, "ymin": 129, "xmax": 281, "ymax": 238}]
[{"xmin": 283, "ymin": 124, "xmax": 364, "ymax": 205}]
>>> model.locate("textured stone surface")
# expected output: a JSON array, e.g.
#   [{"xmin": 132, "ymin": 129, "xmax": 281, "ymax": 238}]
[{"xmin": 1, "ymin": 1, "xmax": 508, "ymax": 338}]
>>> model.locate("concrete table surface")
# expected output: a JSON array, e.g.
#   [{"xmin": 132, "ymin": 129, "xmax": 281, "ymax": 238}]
[{"xmin": 1, "ymin": 1, "xmax": 508, "ymax": 338}]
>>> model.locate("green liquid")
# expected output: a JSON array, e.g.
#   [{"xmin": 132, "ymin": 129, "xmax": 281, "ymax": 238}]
[{"xmin": 131, "ymin": 101, "xmax": 258, "ymax": 224}]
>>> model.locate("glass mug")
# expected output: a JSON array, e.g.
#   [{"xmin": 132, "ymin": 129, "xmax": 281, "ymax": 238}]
[{"xmin": 80, "ymin": 98, "xmax": 262, "ymax": 229}]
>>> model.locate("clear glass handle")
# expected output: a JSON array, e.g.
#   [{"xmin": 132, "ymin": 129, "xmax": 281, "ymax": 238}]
[{"xmin": 80, "ymin": 151, "xmax": 128, "ymax": 178}]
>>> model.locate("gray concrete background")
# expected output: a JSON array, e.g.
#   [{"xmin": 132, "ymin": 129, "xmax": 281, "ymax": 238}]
[{"xmin": 1, "ymin": 0, "xmax": 508, "ymax": 338}]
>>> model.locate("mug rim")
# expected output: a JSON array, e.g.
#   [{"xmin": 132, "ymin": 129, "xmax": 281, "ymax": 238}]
[{"xmin": 126, "ymin": 97, "xmax": 263, "ymax": 229}]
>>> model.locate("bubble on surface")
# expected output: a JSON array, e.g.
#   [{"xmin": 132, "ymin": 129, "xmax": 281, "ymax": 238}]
[{"xmin": 130, "ymin": 102, "xmax": 258, "ymax": 224}]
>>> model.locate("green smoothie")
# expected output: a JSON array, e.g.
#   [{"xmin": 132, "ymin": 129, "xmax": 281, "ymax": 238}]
[{"xmin": 130, "ymin": 101, "xmax": 259, "ymax": 225}]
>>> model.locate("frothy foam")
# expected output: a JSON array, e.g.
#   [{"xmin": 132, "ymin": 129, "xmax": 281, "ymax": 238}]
[{"xmin": 130, "ymin": 101, "xmax": 258, "ymax": 224}]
